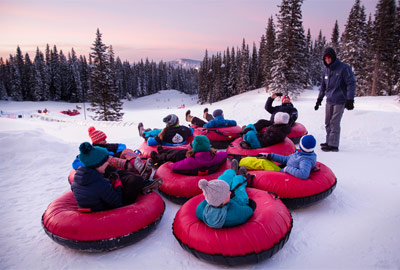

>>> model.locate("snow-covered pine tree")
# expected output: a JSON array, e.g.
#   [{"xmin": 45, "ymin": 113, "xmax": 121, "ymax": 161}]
[
  {"xmin": 9, "ymin": 55, "xmax": 23, "ymax": 101},
  {"xmin": 340, "ymin": 0, "xmax": 367, "ymax": 96},
  {"xmin": 49, "ymin": 45, "xmax": 62, "ymax": 100},
  {"xmin": 67, "ymin": 48, "xmax": 83, "ymax": 102},
  {"xmin": 263, "ymin": 16, "xmax": 276, "ymax": 90},
  {"xmin": 227, "ymin": 47, "xmax": 237, "ymax": 97},
  {"xmin": 79, "ymin": 55, "xmax": 90, "ymax": 102},
  {"xmin": 330, "ymin": 20, "xmax": 340, "ymax": 54},
  {"xmin": 310, "ymin": 30, "xmax": 326, "ymax": 86},
  {"xmin": 236, "ymin": 39, "xmax": 250, "ymax": 94},
  {"xmin": 249, "ymin": 42, "xmax": 258, "ymax": 90},
  {"xmin": 211, "ymin": 53, "xmax": 224, "ymax": 102},
  {"xmin": 88, "ymin": 29, "xmax": 124, "ymax": 121},
  {"xmin": 198, "ymin": 50, "xmax": 210, "ymax": 104},
  {"xmin": 34, "ymin": 48, "xmax": 50, "ymax": 101},
  {"xmin": 269, "ymin": 0, "xmax": 307, "ymax": 97},
  {"xmin": 371, "ymin": 0, "xmax": 397, "ymax": 96},
  {"xmin": 304, "ymin": 28, "xmax": 313, "ymax": 89},
  {"xmin": 358, "ymin": 14, "xmax": 375, "ymax": 96},
  {"xmin": 394, "ymin": 1, "xmax": 400, "ymax": 96},
  {"xmin": 15, "ymin": 47, "xmax": 27, "ymax": 100}
]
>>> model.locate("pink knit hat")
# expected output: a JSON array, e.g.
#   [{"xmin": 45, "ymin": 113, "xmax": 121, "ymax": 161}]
[{"xmin": 88, "ymin": 126, "xmax": 107, "ymax": 144}]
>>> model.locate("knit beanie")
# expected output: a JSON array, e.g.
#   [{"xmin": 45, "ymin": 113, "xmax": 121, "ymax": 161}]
[
  {"xmin": 299, "ymin": 135, "xmax": 316, "ymax": 153},
  {"xmin": 163, "ymin": 114, "xmax": 179, "ymax": 127},
  {"xmin": 192, "ymin": 135, "xmax": 211, "ymax": 153},
  {"xmin": 274, "ymin": 112, "xmax": 290, "ymax": 125},
  {"xmin": 88, "ymin": 126, "xmax": 107, "ymax": 144},
  {"xmin": 198, "ymin": 179, "xmax": 230, "ymax": 207},
  {"xmin": 212, "ymin": 109, "xmax": 223, "ymax": 118},
  {"xmin": 78, "ymin": 142, "xmax": 109, "ymax": 168},
  {"xmin": 281, "ymin": 95, "xmax": 291, "ymax": 103}
]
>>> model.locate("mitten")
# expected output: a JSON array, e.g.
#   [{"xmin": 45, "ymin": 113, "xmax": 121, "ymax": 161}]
[
  {"xmin": 257, "ymin": 153, "xmax": 271, "ymax": 160},
  {"xmin": 314, "ymin": 99, "xmax": 322, "ymax": 111},
  {"xmin": 345, "ymin": 99, "xmax": 354, "ymax": 110}
]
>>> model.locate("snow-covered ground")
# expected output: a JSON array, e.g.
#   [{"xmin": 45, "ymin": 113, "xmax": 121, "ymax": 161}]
[{"xmin": 0, "ymin": 88, "xmax": 399, "ymax": 270}]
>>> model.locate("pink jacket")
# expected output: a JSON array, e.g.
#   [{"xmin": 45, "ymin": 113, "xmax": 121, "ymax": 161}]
[{"xmin": 172, "ymin": 151, "xmax": 227, "ymax": 175}]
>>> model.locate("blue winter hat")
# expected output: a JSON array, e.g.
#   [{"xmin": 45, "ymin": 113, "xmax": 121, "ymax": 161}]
[
  {"xmin": 192, "ymin": 135, "xmax": 211, "ymax": 153},
  {"xmin": 78, "ymin": 142, "xmax": 109, "ymax": 168},
  {"xmin": 299, "ymin": 135, "xmax": 316, "ymax": 153},
  {"xmin": 163, "ymin": 114, "xmax": 179, "ymax": 127},
  {"xmin": 212, "ymin": 109, "xmax": 223, "ymax": 117}
]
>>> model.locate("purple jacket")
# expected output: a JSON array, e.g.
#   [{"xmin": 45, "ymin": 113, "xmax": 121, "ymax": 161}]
[{"xmin": 172, "ymin": 151, "xmax": 227, "ymax": 175}]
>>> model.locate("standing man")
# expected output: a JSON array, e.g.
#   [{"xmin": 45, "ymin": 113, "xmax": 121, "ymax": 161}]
[{"xmin": 314, "ymin": 47, "xmax": 356, "ymax": 152}]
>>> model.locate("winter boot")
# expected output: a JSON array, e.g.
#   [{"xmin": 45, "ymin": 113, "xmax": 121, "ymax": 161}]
[
  {"xmin": 240, "ymin": 141, "xmax": 251, "ymax": 149},
  {"xmin": 185, "ymin": 110, "xmax": 193, "ymax": 122},
  {"xmin": 138, "ymin": 122, "xmax": 145, "ymax": 138},
  {"xmin": 238, "ymin": 166, "xmax": 247, "ymax": 177},
  {"xmin": 142, "ymin": 178, "xmax": 163, "ymax": 194},
  {"xmin": 231, "ymin": 159, "xmax": 239, "ymax": 174}
]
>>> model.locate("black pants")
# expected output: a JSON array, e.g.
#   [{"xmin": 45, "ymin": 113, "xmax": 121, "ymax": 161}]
[
  {"xmin": 155, "ymin": 148, "xmax": 188, "ymax": 163},
  {"xmin": 118, "ymin": 170, "xmax": 146, "ymax": 205},
  {"xmin": 253, "ymin": 119, "xmax": 273, "ymax": 132},
  {"xmin": 191, "ymin": 116, "xmax": 207, "ymax": 127}
]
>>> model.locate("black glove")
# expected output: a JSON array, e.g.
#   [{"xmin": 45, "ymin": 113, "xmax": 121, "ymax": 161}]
[
  {"xmin": 314, "ymin": 99, "xmax": 322, "ymax": 111},
  {"xmin": 257, "ymin": 153, "xmax": 271, "ymax": 160},
  {"xmin": 345, "ymin": 99, "xmax": 354, "ymax": 110}
]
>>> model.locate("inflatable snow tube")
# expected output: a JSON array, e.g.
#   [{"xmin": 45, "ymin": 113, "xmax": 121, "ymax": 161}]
[
  {"xmin": 173, "ymin": 188, "xmax": 293, "ymax": 266},
  {"xmin": 249, "ymin": 162, "xmax": 337, "ymax": 209},
  {"xmin": 42, "ymin": 191, "xmax": 165, "ymax": 252},
  {"xmin": 192, "ymin": 125, "xmax": 242, "ymax": 149},
  {"xmin": 226, "ymin": 137, "xmax": 296, "ymax": 161},
  {"xmin": 154, "ymin": 160, "xmax": 231, "ymax": 204},
  {"xmin": 287, "ymin": 122, "xmax": 308, "ymax": 144},
  {"xmin": 137, "ymin": 135, "xmax": 194, "ymax": 158}
]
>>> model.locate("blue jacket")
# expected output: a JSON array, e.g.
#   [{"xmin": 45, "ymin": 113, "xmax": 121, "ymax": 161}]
[
  {"xmin": 270, "ymin": 150, "xmax": 317, "ymax": 180},
  {"xmin": 71, "ymin": 167, "xmax": 123, "ymax": 212},
  {"xmin": 318, "ymin": 58, "xmax": 356, "ymax": 105},
  {"xmin": 203, "ymin": 115, "xmax": 237, "ymax": 129}
]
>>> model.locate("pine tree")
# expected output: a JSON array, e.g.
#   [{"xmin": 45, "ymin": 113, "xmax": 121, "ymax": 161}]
[
  {"xmin": 89, "ymin": 29, "xmax": 124, "ymax": 121},
  {"xmin": 269, "ymin": 0, "xmax": 307, "ymax": 97},
  {"xmin": 340, "ymin": 0, "xmax": 367, "ymax": 95},
  {"xmin": 237, "ymin": 39, "xmax": 250, "ymax": 94},
  {"xmin": 330, "ymin": 20, "xmax": 340, "ymax": 54},
  {"xmin": 49, "ymin": 45, "xmax": 62, "ymax": 100},
  {"xmin": 264, "ymin": 16, "xmax": 276, "ymax": 89},
  {"xmin": 311, "ymin": 30, "xmax": 326, "ymax": 86},
  {"xmin": 304, "ymin": 28, "xmax": 313, "ymax": 88},
  {"xmin": 250, "ymin": 42, "xmax": 258, "ymax": 90},
  {"xmin": 358, "ymin": 14, "xmax": 375, "ymax": 96},
  {"xmin": 227, "ymin": 47, "xmax": 237, "ymax": 97},
  {"xmin": 394, "ymin": 0, "xmax": 400, "ymax": 96},
  {"xmin": 9, "ymin": 55, "xmax": 23, "ymax": 101},
  {"xmin": 371, "ymin": 0, "xmax": 397, "ymax": 96}
]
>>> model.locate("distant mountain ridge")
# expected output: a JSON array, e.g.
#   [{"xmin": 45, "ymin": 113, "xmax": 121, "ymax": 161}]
[{"xmin": 168, "ymin": 58, "xmax": 201, "ymax": 70}]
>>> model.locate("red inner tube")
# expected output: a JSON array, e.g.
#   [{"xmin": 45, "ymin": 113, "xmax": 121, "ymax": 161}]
[
  {"xmin": 287, "ymin": 122, "xmax": 308, "ymax": 139},
  {"xmin": 42, "ymin": 191, "xmax": 165, "ymax": 241},
  {"xmin": 227, "ymin": 137, "xmax": 296, "ymax": 158},
  {"xmin": 173, "ymin": 188, "xmax": 292, "ymax": 263},
  {"xmin": 155, "ymin": 160, "xmax": 232, "ymax": 200},
  {"xmin": 192, "ymin": 125, "xmax": 242, "ymax": 141}
]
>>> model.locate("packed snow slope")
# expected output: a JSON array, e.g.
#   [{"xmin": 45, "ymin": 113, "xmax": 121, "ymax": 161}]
[{"xmin": 0, "ymin": 89, "xmax": 399, "ymax": 270}]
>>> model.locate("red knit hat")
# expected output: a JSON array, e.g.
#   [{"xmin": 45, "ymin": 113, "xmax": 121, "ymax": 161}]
[
  {"xmin": 282, "ymin": 95, "xmax": 291, "ymax": 103},
  {"xmin": 88, "ymin": 126, "xmax": 107, "ymax": 144}
]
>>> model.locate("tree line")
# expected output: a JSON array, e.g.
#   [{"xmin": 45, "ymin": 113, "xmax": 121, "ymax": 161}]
[
  {"xmin": 198, "ymin": 0, "xmax": 400, "ymax": 104},
  {"xmin": 0, "ymin": 43, "xmax": 198, "ymax": 103}
]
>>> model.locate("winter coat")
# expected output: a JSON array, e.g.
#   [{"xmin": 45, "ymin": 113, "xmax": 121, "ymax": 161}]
[
  {"xmin": 203, "ymin": 115, "xmax": 237, "ymax": 129},
  {"xmin": 270, "ymin": 150, "xmax": 317, "ymax": 180},
  {"xmin": 196, "ymin": 169, "xmax": 253, "ymax": 228},
  {"xmin": 318, "ymin": 48, "xmax": 356, "ymax": 105},
  {"xmin": 93, "ymin": 143, "xmax": 126, "ymax": 157},
  {"xmin": 71, "ymin": 167, "xmax": 123, "ymax": 212},
  {"xmin": 265, "ymin": 97, "xmax": 298, "ymax": 126},
  {"xmin": 172, "ymin": 151, "xmax": 227, "ymax": 175},
  {"xmin": 147, "ymin": 126, "xmax": 193, "ymax": 146}
]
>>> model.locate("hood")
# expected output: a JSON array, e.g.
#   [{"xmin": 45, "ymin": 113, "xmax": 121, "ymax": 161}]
[{"xmin": 323, "ymin": 47, "xmax": 337, "ymax": 67}]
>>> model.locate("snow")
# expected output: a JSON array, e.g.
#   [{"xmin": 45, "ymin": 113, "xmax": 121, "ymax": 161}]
[{"xmin": 0, "ymin": 88, "xmax": 399, "ymax": 269}]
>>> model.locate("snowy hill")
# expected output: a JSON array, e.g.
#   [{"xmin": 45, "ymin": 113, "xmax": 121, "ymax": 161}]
[
  {"xmin": 0, "ymin": 88, "xmax": 399, "ymax": 269},
  {"xmin": 168, "ymin": 58, "xmax": 201, "ymax": 70}
]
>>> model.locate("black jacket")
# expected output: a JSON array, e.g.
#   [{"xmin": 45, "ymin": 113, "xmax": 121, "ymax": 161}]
[
  {"xmin": 265, "ymin": 97, "xmax": 298, "ymax": 126},
  {"xmin": 257, "ymin": 124, "xmax": 292, "ymax": 147}
]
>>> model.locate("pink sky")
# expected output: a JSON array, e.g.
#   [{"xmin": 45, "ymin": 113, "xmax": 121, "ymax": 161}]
[{"xmin": 0, "ymin": 0, "xmax": 378, "ymax": 63}]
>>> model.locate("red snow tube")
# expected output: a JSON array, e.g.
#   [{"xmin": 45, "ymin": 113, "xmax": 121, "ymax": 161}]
[
  {"xmin": 42, "ymin": 191, "xmax": 165, "ymax": 252},
  {"xmin": 173, "ymin": 188, "xmax": 293, "ymax": 266},
  {"xmin": 154, "ymin": 160, "xmax": 231, "ymax": 204},
  {"xmin": 226, "ymin": 137, "xmax": 296, "ymax": 160},
  {"xmin": 249, "ymin": 162, "xmax": 337, "ymax": 209},
  {"xmin": 192, "ymin": 125, "xmax": 242, "ymax": 149},
  {"xmin": 137, "ymin": 135, "xmax": 194, "ymax": 158},
  {"xmin": 287, "ymin": 122, "xmax": 308, "ymax": 144}
]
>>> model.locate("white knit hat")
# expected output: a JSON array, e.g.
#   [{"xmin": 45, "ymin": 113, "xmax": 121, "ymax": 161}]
[
  {"xmin": 198, "ymin": 179, "xmax": 230, "ymax": 207},
  {"xmin": 274, "ymin": 112, "xmax": 290, "ymax": 125}
]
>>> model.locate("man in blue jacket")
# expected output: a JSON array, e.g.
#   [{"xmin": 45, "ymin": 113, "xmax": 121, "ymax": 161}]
[{"xmin": 314, "ymin": 47, "xmax": 356, "ymax": 152}]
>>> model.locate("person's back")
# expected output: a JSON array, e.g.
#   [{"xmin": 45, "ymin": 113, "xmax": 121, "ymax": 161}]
[{"xmin": 72, "ymin": 166, "xmax": 123, "ymax": 212}]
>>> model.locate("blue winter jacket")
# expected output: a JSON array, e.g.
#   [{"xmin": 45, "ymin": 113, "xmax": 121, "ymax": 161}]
[
  {"xmin": 203, "ymin": 115, "xmax": 237, "ymax": 129},
  {"xmin": 318, "ymin": 58, "xmax": 356, "ymax": 105},
  {"xmin": 270, "ymin": 150, "xmax": 317, "ymax": 180},
  {"xmin": 71, "ymin": 167, "xmax": 123, "ymax": 212}
]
